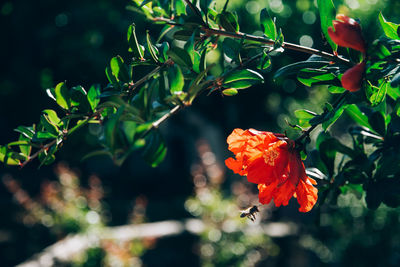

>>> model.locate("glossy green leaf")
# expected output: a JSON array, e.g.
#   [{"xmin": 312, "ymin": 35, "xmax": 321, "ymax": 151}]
[
  {"xmin": 18, "ymin": 135, "xmax": 31, "ymax": 158},
  {"xmin": 274, "ymin": 61, "xmax": 330, "ymax": 80},
  {"xmin": 54, "ymin": 82, "xmax": 71, "ymax": 110},
  {"xmin": 110, "ymin": 56, "xmax": 130, "ymax": 83},
  {"xmin": 168, "ymin": 64, "xmax": 184, "ymax": 94},
  {"xmin": 127, "ymin": 24, "xmax": 145, "ymax": 60},
  {"xmin": 258, "ymin": 52, "xmax": 272, "ymax": 71},
  {"xmin": 345, "ymin": 104, "xmax": 374, "ymax": 130},
  {"xmin": 368, "ymin": 80, "xmax": 388, "ymax": 106},
  {"xmin": 294, "ymin": 109, "xmax": 317, "ymax": 119},
  {"xmin": 260, "ymin": 8, "xmax": 277, "ymax": 40},
  {"xmin": 216, "ymin": 12, "xmax": 239, "ymax": 32},
  {"xmin": 167, "ymin": 47, "xmax": 193, "ymax": 69},
  {"xmin": 15, "ymin": 126, "xmax": 35, "ymax": 139},
  {"xmin": 322, "ymin": 105, "xmax": 346, "ymax": 130},
  {"xmin": 379, "ymin": 13, "xmax": 400, "ymax": 40},
  {"xmin": 146, "ymin": 30, "xmax": 159, "ymax": 63},
  {"xmin": 38, "ymin": 144, "xmax": 57, "ymax": 167},
  {"xmin": 158, "ymin": 42, "xmax": 170, "ymax": 63},
  {"xmin": 0, "ymin": 146, "xmax": 22, "ymax": 165},
  {"xmin": 40, "ymin": 114, "xmax": 59, "ymax": 136},
  {"xmin": 317, "ymin": 0, "xmax": 337, "ymax": 51},
  {"xmin": 222, "ymin": 38, "xmax": 241, "ymax": 63},
  {"xmin": 87, "ymin": 84, "xmax": 101, "ymax": 111},
  {"xmin": 222, "ymin": 88, "xmax": 238, "ymax": 96},
  {"xmin": 223, "ymin": 69, "xmax": 264, "ymax": 84}
]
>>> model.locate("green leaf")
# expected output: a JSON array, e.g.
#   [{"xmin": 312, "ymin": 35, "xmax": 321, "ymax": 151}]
[
  {"xmin": 0, "ymin": 146, "xmax": 21, "ymax": 165},
  {"xmin": 379, "ymin": 13, "xmax": 400, "ymax": 40},
  {"xmin": 390, "ymin": 72, "xmax": 400, "ymax": 88},
  {"xmin": 317, "ymin": 0, "xmax": 337, "ymax": 51},
  {"xmin": 322, "ymin": 105, "xmax": 346, "ymax": 130},
  {"xmin": 367, "ymin": 80, "xmax": 388, "ymax": 106},
  {"xmin": 222, "ymin": 38, "xmax": 241, "ymax": 63},
  {"xmin": 168, "ymin": 64, "xmax": 185, "ymax": 94},
  {"xmin": 319, "ymin": 137, "xmax": 337, "ymax": 177},
  {"xmin": 142, "ymin": 130, "xmax": 167, "ymax": 167},
  {"xmin": 297, "ymin": 69, "xmax": 336, "ymax": 87},
  {"xmin": 223, "ymin": 69, "xmax": 264, "ymax": 84},
  {"xmin": 146, "ymin": 30, "xmax": 159, "ymax": 63},
  {"xmin": 258, "ymin": 51, "xmax": 272, "ymax": 71},
  {"xmin": 200, "ymin": 0, "xmax": 213, "ymax": 15},
  {"xmin": 70, "ymin": 86, "xmax": 90, "ymax": 112},
  {"xmin": 222, "ymin": 88, "xmax": 238, "ymax": 96},
  {"xmin": 18, "ymin": 135, "xmax": 31, "ymax": 158},
  {"xmin": 345, "ymin": 104, "xmax": 374, "ymax": 130},
  {"xmin": 127, "ymin": 24, "xmax": 145, "ymax": 60},
  {"xmin": 105, "ymin": 66, "xmax": 119, "ymax": 87},
  {"xmin": 328, "ymin": 86, "xmax": 346, "ymax": 94},
  {"xmin": 294, "ymin": 109, "xmax": 317, "ymax": 119},
  {"xmin": 87, "ymin": 84, "xmax": 101, "ymax": 111},
  {"xmin": 167, "ymin": 47, "xmax": 193, "ymax": 69},
  {"xmin": 42, "ymin": 109, "xmax": 61, "ymax": 125},
  {"xmin": 274, "ymin": 60, "xmax": 331, "ymax": 80},
  {"xmin": 40, "ymin": 114, "xmax": 59, "ymax": 136},
  {"xmin": 110, "ymin": 56, "xmax": 130, "ymax": 83},
  {"xmin": 54, "ymin": 82, "xmax": 71, "ymax": 110},
  {"xmin": 158, "ymin": 42, "xmax": 170, "ymax": 63},
  {"xmin": 15, "ymin": 126, "xmax": 35, "ymax": 139},
  {"xmin": 260, "ymin": 8, "xmax": 277, "ymax": 40},
  {"xmin": 216, "ymin": 12, "xmax": 239, "ymax": 32},
  {"xmin": 38, "ymin": 144, "xmax": 57, "ymax": 167}
]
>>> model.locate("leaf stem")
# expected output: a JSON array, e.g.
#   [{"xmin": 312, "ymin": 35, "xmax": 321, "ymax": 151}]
[{"xmin": 203, "ymin": 28, "xmax": 350, "ymax": 65}]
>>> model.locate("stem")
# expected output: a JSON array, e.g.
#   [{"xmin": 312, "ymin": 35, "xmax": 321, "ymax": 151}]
[
  {"xmin": 127, "ymin": 59, "xmax": 173, "ymax": 98},
  {"xmin": 142, "ymin": 105, "xmax": 182, "ymax": 139},
  {"xmin": 203, "ymin": 28, "xmax": 350, "ymax": 65},
  {"xmin": 295, "ymin": 91, "xmax": 350, "ymax": 143},
  {"xmin": 20, "ymin": 139, "xmax": 57, "ymax": 168}
]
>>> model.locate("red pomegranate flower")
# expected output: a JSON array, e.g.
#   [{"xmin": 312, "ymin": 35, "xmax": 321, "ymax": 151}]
[
  {"xmin": 225, "ymin": 129, "xmax": 318, "ymax": 212},
  {"xmin": 341, "ymin": 61, "xmax": 366, "ymax": 92},
  {"xmin": 328, "ymin": 14, "xmax": 366, "ymax": 53}
]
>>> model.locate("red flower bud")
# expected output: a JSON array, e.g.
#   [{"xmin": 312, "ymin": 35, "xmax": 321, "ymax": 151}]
[
  {"xmin": 328, "ymin": 14, "xmax": 366, "ymax": 53},
  {"xmin": 225, "ymin": 129, "xmax": 318, "ymax": 212},
  {"xmin": 341, "ymin": 61, "xmax": 366, "ymax": 92}
]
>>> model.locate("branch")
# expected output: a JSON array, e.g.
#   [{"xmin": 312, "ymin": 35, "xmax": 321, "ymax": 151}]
[
  {"xmin": 16, "ymin": 219, "xmax": 298, "ymax": 267},
  {"xmin": 203, "ymin": 28, "xmax": 351, "ymax": 65}
]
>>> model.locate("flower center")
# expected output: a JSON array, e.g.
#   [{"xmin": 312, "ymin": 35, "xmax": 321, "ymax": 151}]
[{"xmin": 263, "ymin": 148, "xmax": 279, "ymax": 166}]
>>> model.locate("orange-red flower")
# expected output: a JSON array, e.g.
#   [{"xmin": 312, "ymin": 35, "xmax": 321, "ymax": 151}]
[
  {"xmin": 225, "ymin": 128, "xmax": 318, "ymax": 212},
  {"xmin": 328, "ymin": 14, "xmax": 366, "ymax": 53},
  {"xmin": 341, "ymin": 61, "xmax": 366, "ymax": 92}
]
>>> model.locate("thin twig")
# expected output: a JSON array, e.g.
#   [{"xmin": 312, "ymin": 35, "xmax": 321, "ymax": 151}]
[
  {"xmin": 203, "ymin": 28, "xmax": 351, "ymax": 65},
  {"xmin": 295, "ymin": 91, "xmax": 350, "ymax": 143},
  {"xmin": 20, "ymin": 139, "xmax": 58, "ymax": 168},
  {"xmin": 128, "ymin": 59, "xmax": 173, "ymax": 98}
]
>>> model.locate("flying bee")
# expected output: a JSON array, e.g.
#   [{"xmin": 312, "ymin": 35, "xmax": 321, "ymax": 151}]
[{"xmin": 240, "ymin": 205, "xmax": 260, "ymax": 222}]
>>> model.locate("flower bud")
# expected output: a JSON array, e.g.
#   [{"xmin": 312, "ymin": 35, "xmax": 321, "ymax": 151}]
[
  {"xmin": 328, "ymin": 14, "xmax": 366, "ymax": 53},
  {"xmin": 341, "ymin": 61, "xmax": 366, "ymax": 92}
]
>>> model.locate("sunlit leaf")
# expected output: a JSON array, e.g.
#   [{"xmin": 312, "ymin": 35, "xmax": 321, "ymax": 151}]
[
  {"xmin": 260, "ymin": 8, "xmax": 277, "ymax": 40},
  {"xmin": 317, "ymin": 0, "xmax": 337, "ymax": 51}
]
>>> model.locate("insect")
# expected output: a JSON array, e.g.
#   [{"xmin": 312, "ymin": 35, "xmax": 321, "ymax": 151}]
[{"xmin": 240, "ymin": 205, "xmax": 260, "ymax": 222}]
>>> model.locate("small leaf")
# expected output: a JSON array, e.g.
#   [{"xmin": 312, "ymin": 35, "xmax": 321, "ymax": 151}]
[
  {"xmin": 294, "ymin": 109, "xmax": 317, "ymax": 119},
  {"xmin": 317, "ymin": 0, "xmax": 337, "ymax": 51},
  {"xmin": 15, "ymin": 126, "xmax": 35, "ymax": 139},
  {"xmin": 260, "ymin": 8, "xmax": 277, "ymax": 40},
  {"xmin": 168, "ymin": 64, "xmax": 185, "ymax": 94},
  {"xmin": 42, "ymin": 109, "xmax": 61, "ymax": 125},
  {"xmin": 0, "ymin": 146, "xmax": 21, "ymax": 166},
  {"xmin": 274, "ymin": 60, "xmax": 331, "ymax": 80},
  {"xmin": 379, "ymin": 13, "xmax": 400, "ymax": 40},
  {"xmin": 216, "ymin": 12, "xmax": 239, "ymax": 32},
  {"xmin": 104, "ymin": 106, "xmax": 125, "ymax": 152},
  {"xmin": 223, "ymin": 69, "xmax": 264, "ymax": 84},
  {"xmin": 167, "ymin": 47, "xmax": 193, "ymax": 69},
  {"xmin": 87, "ymin": 84, "xmax": 101, "ymax": 111},
  {"xmin": 54, "ymin": 82, "xmax": 71, "ymax": 110},
  {"xmin": 110, "ymin": 56, "xmax": 130, "ymax": 83},
  {"xmin": 40, "ymin": 114, "xmax": 59, "ymax": 136},
  {"xmin": 127, "ymin": 24, "xmax": 145, "ymax": 60},
  {"xmin": 222, "ymin": 88, "xmax": 238, "ymax": 96},
  {"xmin": 146, "ymin": 30, "xmax": 159, "ymax": 63}
]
